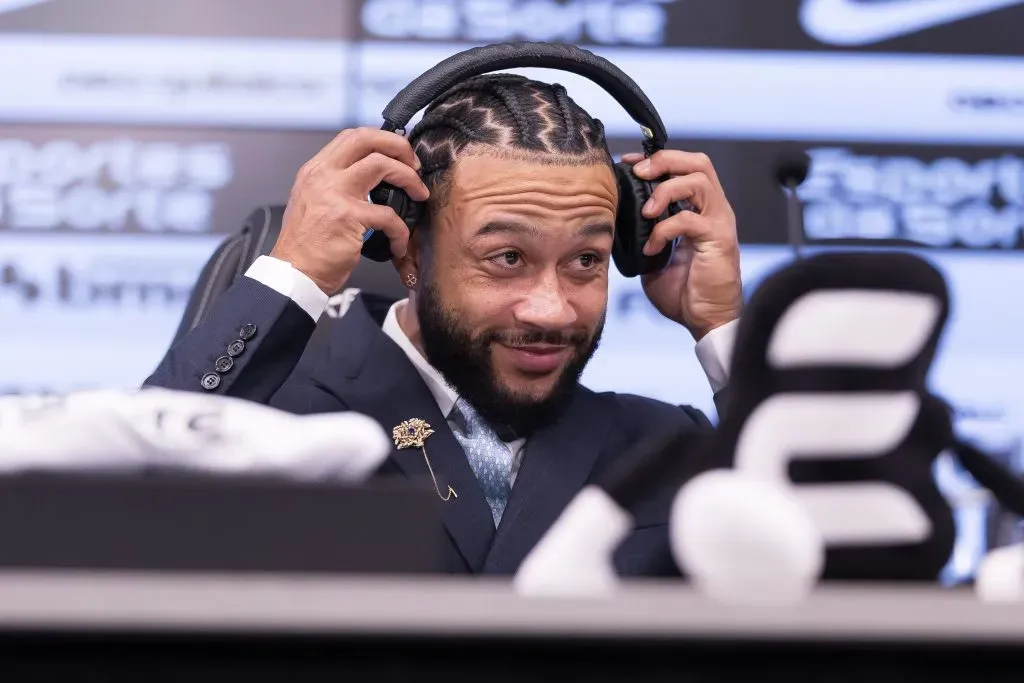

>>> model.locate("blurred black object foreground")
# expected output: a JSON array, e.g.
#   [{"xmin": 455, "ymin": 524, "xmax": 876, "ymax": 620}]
[
  {"xmin": 517, "ymin": 249, "xmax": 1024, "ymax": 593},
  {"xmin": 0, "ymin": 472, "xmax": 445, "ymax": 574}
]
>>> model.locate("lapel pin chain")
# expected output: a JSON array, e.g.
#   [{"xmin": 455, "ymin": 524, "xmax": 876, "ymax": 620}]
[{"xmin": 393, "ymin": 418, "xmax": 457, "ymax": 501}]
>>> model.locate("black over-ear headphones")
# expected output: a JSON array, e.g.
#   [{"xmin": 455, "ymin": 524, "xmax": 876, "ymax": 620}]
[{"xmin": 361, "ymin": 41, "xmax": 692, "ymax": 278}]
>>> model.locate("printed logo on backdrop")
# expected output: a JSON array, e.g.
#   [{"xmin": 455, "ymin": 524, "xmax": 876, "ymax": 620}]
[
  {"xmin": 797, "ymin": 148, "xmax": 1024, "ymax": 248},
  {"xmin": 952, "ymin": 90, "xmax": 1024, "ymax": 116},
  {"xmin": 0, "ymin": 0, "xmax": 49, "ymax": 16},
  {"xmin": 359, "ymin": 0, "xmax": 680, "ymax": 45},
  {"xmin": 799, "ymin": 0, "xmax": 1024, "ymax": 46},
  {"xmin": 0, "ymin": 256, "xmax": 199, "ymax": 309},
  {"xmin": 0, "ymin": 137, "xmax": 233, "ymax": 234}
]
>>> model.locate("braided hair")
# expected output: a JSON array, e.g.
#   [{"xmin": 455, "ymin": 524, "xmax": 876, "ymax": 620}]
[{"xmin": 408, "ymin": 74, "xmax": 613, "ymax": 242}]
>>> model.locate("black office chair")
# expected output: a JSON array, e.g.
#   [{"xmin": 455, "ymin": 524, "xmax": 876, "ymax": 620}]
[{"xmin": 171, "ymin": 204, "xmax": 406, "ymax": 345}]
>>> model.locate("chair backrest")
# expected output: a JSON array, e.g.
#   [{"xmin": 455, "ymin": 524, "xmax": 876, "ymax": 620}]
[{"xmin": 171, "ymin": 205, "xmax": 407, "ymax": 344}]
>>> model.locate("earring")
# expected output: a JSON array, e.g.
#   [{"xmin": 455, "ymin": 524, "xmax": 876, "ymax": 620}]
[{"xmin": 405, "ymin": 273, "xmax": 417, "ymax": 288}]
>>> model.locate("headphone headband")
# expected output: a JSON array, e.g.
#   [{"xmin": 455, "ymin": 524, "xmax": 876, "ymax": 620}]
[{"xmin": 380, "ymin": 41, "xmax": 668, "ymax": 152}]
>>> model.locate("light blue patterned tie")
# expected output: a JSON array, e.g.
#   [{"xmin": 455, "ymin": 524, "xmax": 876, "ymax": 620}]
[{"xmin": 450, "ymin": 397, "xmax": 513, "ymax": 527}]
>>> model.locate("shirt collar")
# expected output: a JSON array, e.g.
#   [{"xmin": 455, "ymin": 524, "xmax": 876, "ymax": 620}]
[{"xmin": 381, "ymin": 299, "xmax": 459, "ymax": 419}]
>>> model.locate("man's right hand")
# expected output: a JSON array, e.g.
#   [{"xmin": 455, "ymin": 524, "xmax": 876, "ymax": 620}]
[{"xmin": 270, "ymin": 127, "xmax": 430, "ymax": 295}]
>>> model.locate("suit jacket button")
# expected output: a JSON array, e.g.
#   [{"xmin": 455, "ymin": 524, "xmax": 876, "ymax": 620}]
[
  {"xmin": 227, "ymin": 339, "xmax": 245, "ymax": 357},
  {"xmin": 201, "ymin": 372, "xmax": 221, "ymax": 390},
  {"xmin": 215, "ymin": 356, "xmax": 234, "ymax": 373},
  {"xmin": 239, "ymin": 323, "xmax": 257, "ymax": 341}
]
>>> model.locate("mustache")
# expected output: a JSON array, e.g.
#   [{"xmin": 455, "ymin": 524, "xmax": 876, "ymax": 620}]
[{"xmin": 486, "ymin": 329, "xmax": 590, "ymax": 347}]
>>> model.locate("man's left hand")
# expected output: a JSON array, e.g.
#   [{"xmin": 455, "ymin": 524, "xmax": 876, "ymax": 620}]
[{"xmin": 621, "ymin": 150, "xmax": 743, "ymax": 341}]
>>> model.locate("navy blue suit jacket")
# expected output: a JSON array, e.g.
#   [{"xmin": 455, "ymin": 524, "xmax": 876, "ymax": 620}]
[{"xmin": 145, "ymin": 277, "xmax": 715, "ymax": 576}]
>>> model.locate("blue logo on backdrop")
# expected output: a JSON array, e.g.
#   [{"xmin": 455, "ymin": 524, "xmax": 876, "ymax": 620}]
[
  {"xmin": 359, "ymin": 0, "xmax": 680, "ymax": 45},
  {"xmin": 0, "ymin": 260, "xmax": 194, "ymax": 309}
]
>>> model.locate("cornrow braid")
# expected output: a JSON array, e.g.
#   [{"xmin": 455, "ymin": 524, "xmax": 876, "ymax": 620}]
[
  {"xmin": 409, "ymin": 114, "xmax": 486, "ymax": 146},
  {"xmin": 551, "ymin": 83, "xmax": 575, "ymax": 147},
  {"xmin": 483, "ymin": 81, "xmax": 531, "ymax": 145},
  {"xmin": 407, "ymin": 73, "xmax": 612, "ymax": 246}
]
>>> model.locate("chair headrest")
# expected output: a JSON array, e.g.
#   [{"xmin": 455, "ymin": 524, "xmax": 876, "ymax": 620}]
[
  {"xmin": 171, "ymin": 205, "xmax": 286, "ymax": 344},
  {"xmin": 171, "ymin": 205, "xmax": 406, "ymax": 345}
]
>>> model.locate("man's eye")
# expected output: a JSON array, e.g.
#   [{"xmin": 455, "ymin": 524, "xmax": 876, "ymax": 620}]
[
  {"xmin": 579, "ymin": 254, "xmax": 596, "ymax": 268},
  {"xmin": 491, "ymin": 250, "xmax": 521, "ymax": 267}
]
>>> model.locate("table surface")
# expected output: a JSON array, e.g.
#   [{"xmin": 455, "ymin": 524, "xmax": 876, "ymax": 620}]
[{"xmin": 0, "ymin": 570, "xmax": 1021, "ymax": 643}]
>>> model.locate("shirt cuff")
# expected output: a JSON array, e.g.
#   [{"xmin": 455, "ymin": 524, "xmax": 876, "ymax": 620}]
[
  {"xmin": 694, "ymin": 319, "xmax": 739, "ymax": 395},
  {"xmin": 244, "ymin": 255, "xmax": 329, "ymax": 321}
]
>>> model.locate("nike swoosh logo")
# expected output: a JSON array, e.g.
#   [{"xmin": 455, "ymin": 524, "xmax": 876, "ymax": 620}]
[
  {"xmin": 800, "ymin": 0, "xmax": 1024, "ymax": 45},
  {"xmin": 0, "ymin": 0, "xmax": 51, "ymax": 16}
]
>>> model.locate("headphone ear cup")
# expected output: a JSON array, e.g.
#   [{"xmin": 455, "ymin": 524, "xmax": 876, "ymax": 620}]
[
  {"xmin": 612, "ymin": 161, "xmax": 675, "ymax": 278},
  {"xmin": 361, "ymin": 182, "xmax": 424, "ymax": 262}
]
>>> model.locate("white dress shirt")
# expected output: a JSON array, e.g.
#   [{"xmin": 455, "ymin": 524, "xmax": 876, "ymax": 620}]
[{"xmin": 244, "ymin": 255, "xmax": 737, "ymax": 488}]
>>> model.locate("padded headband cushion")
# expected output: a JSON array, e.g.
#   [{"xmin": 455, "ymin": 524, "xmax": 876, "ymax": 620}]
[{"xmin": 381, "ymin": 41, "xmax": 668, "ymax": 151}]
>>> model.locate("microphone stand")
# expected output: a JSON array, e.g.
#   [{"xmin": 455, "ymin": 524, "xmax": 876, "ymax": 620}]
[
  {"xmin": 773, "ymin": 149, "xmax": 812, "ymax": 262},
  {"xmin": 784, "ymin": 182, "xmax": 805, "ymax": 261}
]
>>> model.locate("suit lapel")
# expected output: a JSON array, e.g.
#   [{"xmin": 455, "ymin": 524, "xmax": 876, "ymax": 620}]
[
  {"xmin": 314, "ymin": 299, "xmax": 495, "ymax": 571},
  {"xmin": 482, "ymin": 389, "xmax": 614, "ymax": 574}
]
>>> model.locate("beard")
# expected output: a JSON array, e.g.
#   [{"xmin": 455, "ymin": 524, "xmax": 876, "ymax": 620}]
[{"xmin": 416, "ymin": 278, "xmax": 603, "ymax": 439}]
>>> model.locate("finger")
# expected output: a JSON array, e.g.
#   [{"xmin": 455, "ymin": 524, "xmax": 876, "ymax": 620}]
[
  {"xmin": 304, "ymin": 127, "xmax": 355, "ymax": 164},
  {"xmin": 343, "ymin": 152, "xmax": 430, "ymax": 201},
  {"xmin": 331, "ymin": 127, "xmax": 421, "ymax": 171},
  {"xmin": 619, "ymin": 152, "xmax": 644, "ymax": 164},
  {"xmin": 350, "ymin": 202, "xmax": 411, "ymax": 259},
  {"xmin": 641, "ymin": 173, "xmax": 716, "ymax": 219},
  {"xmin": 319, "ymin": 128, "xmax": 365, "ymax": 160},
  {"xmin": 632, "ymin": 150, "xmax": 722, "ymax": 190},
  {"xmin": 297, "ymin": 128, "xmax": 410, "ymax": 181},
  {"xmin": 303, "ymin": 127, "xmax": 420, "ymax": 178},
  {"xmin": 642, "ymin": 212, "xmax": 715, "ymax": 256}
]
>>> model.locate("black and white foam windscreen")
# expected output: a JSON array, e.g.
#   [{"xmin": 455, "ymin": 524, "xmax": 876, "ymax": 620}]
[{"xmin": 715, "ymin": 250, "xmax": 958, "ymax": 581}]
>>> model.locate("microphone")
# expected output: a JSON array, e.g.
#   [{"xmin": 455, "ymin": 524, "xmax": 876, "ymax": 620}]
[
  {"xmin": 670, "ymin": 469, "xmax": 825, "ymax": 605},
  {"xmin": 976, "ymin": 542, "xmax": 1024, "ymax": 602},
  {"xmin": 514, "ymin": 427, "xmax": 713, "ymax": 597},
  {"xmin": 773, "ymin": 148, "xmax": 812, "ymax": 260},
  {"xmin": 948, "ymin": 436, "xmax": 1024, "ymax": 602},
  {"xmin": 950, "ymin": 437, "xmax": 1024, "ymax": 519},
  {"xmin": 600, "ymin": 425, "xmax": 716, "ymax": 509},
  {"xmin": 774, "ymin": 149, "xmax": 811, "ymax": 188},
  {"xmin": 514, "ymin": 423, "xmax": 824, "ymax": 604},
  {"xmin": 771, "ymin": 148, "xmax": 931, "ymax": 252}
]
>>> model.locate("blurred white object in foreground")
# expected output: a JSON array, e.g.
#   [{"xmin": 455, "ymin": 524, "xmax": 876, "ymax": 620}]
[
  {"xmin": 975, "ymin": 543, "xmax": 1024, "ymax": 602},
  {"xmin": 670, "ymin": 469, "xmax": 825, "ymax": 605},
  {"xmin": 514, "ymin": 486, "xmax": 631, "ymax": 597},
  {"xmin": 0, "ymin": 388, "xmax": 390, "ymax": 483}
]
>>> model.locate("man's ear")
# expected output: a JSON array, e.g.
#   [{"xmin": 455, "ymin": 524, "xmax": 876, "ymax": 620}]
[{"xmin": 393, "ymin": 231, "xmax": 421, "ymax": 291}]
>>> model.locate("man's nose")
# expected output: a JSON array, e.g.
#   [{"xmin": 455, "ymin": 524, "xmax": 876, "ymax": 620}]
[{"xmin": 512, "ymin": 273, "xmax": 578, "ymax": 330}]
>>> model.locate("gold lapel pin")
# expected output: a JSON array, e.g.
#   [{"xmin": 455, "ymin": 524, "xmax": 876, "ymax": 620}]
[{"xmin": 393, "ymin": 418, "xmax": 456, "ymax": 501}]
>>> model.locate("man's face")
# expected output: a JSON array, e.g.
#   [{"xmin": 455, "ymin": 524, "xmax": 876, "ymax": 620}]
[{"xmin": 413, "ymin": 153, "xmax": 617, "ymax": 435}]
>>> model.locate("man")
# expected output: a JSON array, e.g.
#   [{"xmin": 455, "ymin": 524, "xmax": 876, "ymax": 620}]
[{"xmin": 145, "ymin": 74, "xmax": 744, "ymax": 576}]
